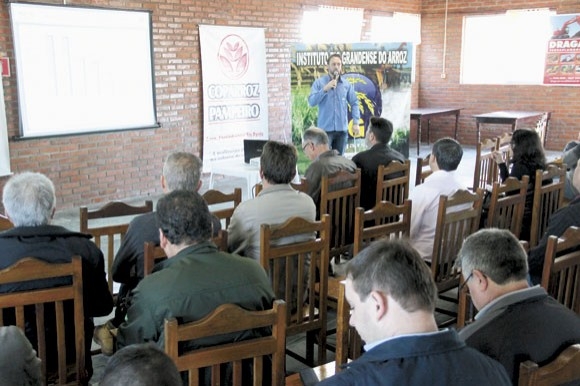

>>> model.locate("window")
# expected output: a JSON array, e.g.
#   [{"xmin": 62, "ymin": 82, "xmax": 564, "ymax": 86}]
[
  {"xmin": 461, "ymin": 9, "xmax": 554, "ymax": 85},
  {"xmin": 301, "ymin": 6, "xmax": 363, "ymax": 43},
  {"xmin": 371, "ymin": 12, "xmax": 421, "ymax": 44}
]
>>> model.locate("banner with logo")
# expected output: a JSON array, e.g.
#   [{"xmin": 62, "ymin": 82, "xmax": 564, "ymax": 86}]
[
  {"xmin": 544, "ymin": 14, "xmax": 580, "ymax": 85},
  {"xmin": 199, "ymin": 25, "xmax": 268, "ymax": 170},
  {"xmin": 291, "ymin": 42, "xmax": 413, "ymax": 157}
]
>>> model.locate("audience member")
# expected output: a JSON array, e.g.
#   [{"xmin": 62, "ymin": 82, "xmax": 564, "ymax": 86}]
[
  {"xmin": 0, "ymin": 172, "xmax": 113, "ymax": 379},
  {"xmin": 318, "ymin": 238, "xmax": 511, "ymax": 385},
  {"xmin": 95, "ymin": 151, "xmax": 220, "ymax": 355},
  {"xmin": 302, "ymin": 127, "xmax": 357, "ymax": 213},
  {"xmin": 457, "ymin": 228, "xmax": 580, "ymax": 384},
  {"xmin": 409, "ymin": 137, "xmax": 464, "ymax": 260},
  {"xmin": 562, "ymin": 134, "xmax": 580, "ymax": 200},
  {"xmin": 0, "ymin": 326, "xmax": 42, "ymax": 386},
  {"xmin": 308, "ymin": 53, "xmax": 360, "ymax": 155},
  {"xmin": 352, "ymin": 116, "xmax": 405, "ymax": 210},
  {"xmin": 492, "ymin": 128, "xmax": 547, "ymax": 241},
  {"xmin": 117, "ymin": 190, "xmax": 275, "ymax": 351},
  {"xmin": 528, "ymin": 157, "xmax": 580, "ymax": 284},
  {"xmin": 100, "ymin": 343, "xmax": 181, "ymax": 386}
]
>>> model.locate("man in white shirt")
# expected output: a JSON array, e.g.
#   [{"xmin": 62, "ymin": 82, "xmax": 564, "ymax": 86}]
[{"xmin": 409, "ymin": 137, "xmax": 465, "ymax": 260}]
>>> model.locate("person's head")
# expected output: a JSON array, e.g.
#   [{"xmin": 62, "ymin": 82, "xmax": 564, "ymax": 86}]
[
  {"xmin": 100, "ymin": 343, "xmax": 181, "ymax": 386},
  {"xmin": 327, "ymin": 53, "xmax": 342, "ymax": 77},
  {"xmin": 456, "ymin": 228, "xmax": 529, "ymax": 311},
  {"xmin": 366, "ymin": 116, "xmax": 394, "ymax": 147},
  {"xmin": 510, "ymin": 129, "xmax": 546, "ymax": 168},
  {"xmin": 156, "ymin": 189, "xmax": 212, "ymax": 249},
  {"xmin": 345, "ymin": 239, "xmax": 437, "ymax": 344},
  {"xmin": 430, "ymin": 137, "xmax": 463, "ymax": 171},
  {"xmin": 2, "ymin": 172, "xmax": 55, "ymax": 227},
  {"xmin": 260, "ymin": 141, "xmax": 297, "ymax": 185},
  {"xmin": 302, "ymin": 127, "xmax": 330, "ymax": 161},
  {"xmin": 161, "ymin": 152, "xmax": 203, "ymax": 193},
  {"xmin": 573, "ymin": 158, "xmax": 580, "ymax": 192}
]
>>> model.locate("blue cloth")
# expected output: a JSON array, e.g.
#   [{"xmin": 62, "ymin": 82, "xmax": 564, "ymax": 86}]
[
  {"xmin": 308, "ymin": 74, "xmax": 360, "ymax": 136},
  {"xmin": 318, "ymin": 329, "xmax": 511, "ymax": 386}
]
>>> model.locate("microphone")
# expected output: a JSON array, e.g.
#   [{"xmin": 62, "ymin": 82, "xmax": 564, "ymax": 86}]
[{"xmin": 333, "ymin": 70, "xmax": 339, "ymax": 80}]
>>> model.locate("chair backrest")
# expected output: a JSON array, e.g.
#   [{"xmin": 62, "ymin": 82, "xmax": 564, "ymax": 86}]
[
  {"xmin": 529, "ymin": 164, "xmax": 566, "ymax": 248},
  {"xmin": 432, "ymin": 189, "xmax": 483, "ymax": 293},
  {"xmin": 541, "ymin": 226, "xmax": 580, "ymax": 314},
  {"xmin": 534, "ymin": 112, "xmax": 551, "ymax": 147},
  {"xmin": 202, "ymin": 188, "xmax": 242, "ymax": 229},
  {"xmin": 0, "ymin": 256, "xmax": 86, "ymax": 385},
  {"xmin": 335, "ymin": 280, "xmax": 362, "ymax": 372},
  {"xmin": 352, "ymin": 200, "xmax": 412, "ymax": 255},
  {"xmin": 320, "ymin": 169, "xmax": 361, "ymax": 263},
  {"xmin": 415, "ymin": 156, "xmax": 432, "ymax": 186},
  {"xmin": 260, "ymin": 214, "xmax": 330, "ymax": 366},
  {"xmin": 79, "ymin": 200, "xmax": 153, "ymax": 295},
  {"xmin": 164, "ymin": 300, "xmax": 287, "ymax": 386},
  {"xmin": 518, "ymin": 344, "xmax": 580, "ymax": 386},
  {"xmin": 254, "ymin": 178, "xmax": 309, "ymax": 197},
  {"xmin": 486, "ymin": 176, "xmax": 529, "ymax": 238},
  {"xmin": 497, "ymin": 132, "xmax": 513, "ymax": 163},
  {"xmin": 472, "ymin": 137, "xmax": 498, "ymax": 190},
  {"xmin": 0, "ymin": 214, "xmax": 13, "ymax": 231},
  {"xmin": 376, "ymin": 160, "xmax": 410, "ymax": 206}
]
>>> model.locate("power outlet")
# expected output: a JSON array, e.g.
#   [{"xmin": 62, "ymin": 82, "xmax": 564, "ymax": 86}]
[{"xmin": 440, "ymin": 73, "xmax": 447, "ymax": 79}]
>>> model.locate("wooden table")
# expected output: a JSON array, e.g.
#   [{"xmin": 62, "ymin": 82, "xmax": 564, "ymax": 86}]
[
  {"xmin": 410, "ymin": 107, "xmax": 461, "ymax": 156},
  {"xmin": 285, "ymin": 362, "xmax": 338, "ymax": 385},
  {"xmin": 473, "ymin": 111, "xmax": 547, "ymax": 143}
]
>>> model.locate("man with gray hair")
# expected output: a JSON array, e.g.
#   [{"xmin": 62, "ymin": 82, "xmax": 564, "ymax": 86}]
[
  {"xmin": 457, "ymin": 228, "xmax": 580, "ymax": 384},
  {"xmin": 0, "ymin": 171, "xmax": 113, "ymax": 379}
]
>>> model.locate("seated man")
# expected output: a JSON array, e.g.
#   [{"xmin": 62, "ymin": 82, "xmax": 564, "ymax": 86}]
[
  {"xmin": 0, "ymin": 326, "xmax": 42, "ymax": 386},
  {"xmin": 352, "ymin": 116, "xmax": 405, "ymax": 210},
  {"xmin": 117, "ymin": 190, "xmax": 275, "ymax": 355},
  {"xmin": 96, "ymin": 151, "xmax": 220, "ymax": 354},
  {"xmin": 457, "ymin": 228, "xmax": 580, "ymax": 384},
  {"xmin": 0, "ymin": 172, "xmax": 113, "ymax": 379},
  {"xmin": 409, "ymin": 137, "xmax": 465, "ymax": 260},
  {"xmin": 302, "ymin": 127, "xmax": 357, "ymax": 216},
  {"xmin": 318, "ymin": 238, "xmax": 510, "ymax": 385},
  {"xmin": 562, "ymin": 134, "xmax": 580, "ymax": 200}
]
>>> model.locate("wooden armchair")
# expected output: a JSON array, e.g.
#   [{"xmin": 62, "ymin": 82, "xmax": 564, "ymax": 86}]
[
  {"xmin": 534, "ymin": 112, "xmax": 551, "ymax": 147},
  {"xmin": 485, "ymin": 176, "xmax": 529, "ymax": 238},
  {"xmin": 0, "ymin": 214, "xmax": 13, "ymax": 231},
  {"xmin": 518, "ymin": 343, "xmax": 580, "ymax": 386},
  {"xmin": 164, "ymin": 300, "xmax": 286, "ymax": 386},
  {"xmin": 472, "ymin": 137, "xmax": 498, "ymax": 191},
  {"xmin": 335, "ymin": 280, "xmax": 362, "ymax": 372},
  {"xmin": 414, "ymin": 155, "xmax": 432, "ymax": 186},
  {"xmin": 320, "ymin": 169, "xmax": 361, "ymax": 265},
  {"xmin": 376, "ymin": 160, "xmax": 410, "ymax": 206},
  {"xmin": 541, "ymin": 226, "xmax": 580, "ymax": 314},
  {"xmin": 202, "ymin": 188, "xmax": 242, "ymax": 229},
  {"xmin": 260, "ymin": 215, "xmax": 330, "ymax": 366},
  {"xmin": 496, "ymin": 132, "xmax": 513, "ymax": 163},
  {"xmin": 79, "ymin": 200, "xmax": 153, "ymax": 295},
  {"xmin": 529, "ymin": 164, "xmax": 566, "ymax": 248},
  {"xmin": 0, "ymin": 256, "xmax": 86, "ymax": 385}
]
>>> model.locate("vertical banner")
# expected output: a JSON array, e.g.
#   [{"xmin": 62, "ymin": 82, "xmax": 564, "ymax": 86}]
[
  {"xmin": 291, "ymin": 42, "xmax": 413, "ymax": 158},
  {"xmin": 545, "ymin": 14, "xmax": 580, "ymax": 86},
  {"xmin": 0, "ymin": 77, "xmax": 10, "ymax": 176},
  {"xmin": 199, "ymin": 25, "xmax": 269, "ymax": 171}
]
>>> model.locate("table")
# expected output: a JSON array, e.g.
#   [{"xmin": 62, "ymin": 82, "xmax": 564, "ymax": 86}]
[
  {"xmin": 285, "ymin": 362, "xmax": 337, "ymax": 385},
  {"xmin": 473, "ymin": 111, "xmax": 547, "ymax": 143},
  {"xmin": 208, "ymin": 160, "xmax": 260, "ymax": 198},
  {"xmin": 410, "ymin": 107, "xmax": 461, "ymax": 156}
]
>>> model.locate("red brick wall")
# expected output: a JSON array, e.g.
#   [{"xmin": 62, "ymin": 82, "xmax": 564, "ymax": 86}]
[{"xmin": 418, "ymin": 0, "xmax": 580, "ymax": 150}]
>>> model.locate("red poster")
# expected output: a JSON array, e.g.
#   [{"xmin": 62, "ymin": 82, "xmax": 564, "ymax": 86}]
[{"xmin": 544, "ymin": 14, "xmax": 580, "ymax": 85}]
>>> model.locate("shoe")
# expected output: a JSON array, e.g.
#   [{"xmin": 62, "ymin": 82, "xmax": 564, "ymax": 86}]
[{"xmin": 93, "ymin": 321, "xmax": 116, "ymax": 356}]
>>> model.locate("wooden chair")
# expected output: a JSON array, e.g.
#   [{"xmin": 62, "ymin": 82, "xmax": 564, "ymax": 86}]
[
  {"xmin": 534, "ymin": 112, "xmax": 551, "ymax": 147},
  {"xmin": 414, "ymin": 155, "xmax": 432, "ymax": 186},
  {"xmin": 485, "ymin": 176, "xmax": 529, "ymax": 238},
  {"xmin": 164, "ymin": 300, "xmax": 286, "ymax": 386},
  {"xmin": 335, "ymin": 280, "xmax": 362, "ymax": 373},
  {"xmin": 253, "ymin": 178, "xmax": 309, "ymax": 197},
  {"xmin": 260, "ymin": 215, "xmax": 330, "ymax": 366},
  {"xmin": 472, "ymin": 137, "xmax": 498, "ymax": 191},
  {"xmin": 432, "ymin": 189, "xmax": 483, "ymax": 325},
  {"xmin": 518, "ymin": 343, "xmax": 580, "ymax": 386},
  {"xmin": 376, "ymin": 160, "xmax": 410, "ymax": 206},
  {"xmin": 79, "ymin": 200, "xmax": 153, "ymax": 295},
  {"xmin": 0, "ymin": 256, "xmax": 86, "ymax": 385},
  {"xmin": 496, "ymin": 132, "xmax": 513, "ymax": 163},
  {"xmin": 0, "ymin": 214, "xmax": 13, "ymax": 231},
  {"xmin": 320, "ymin": 169, "xmax": 361, "ymax": 265},
  {"xmin": 541, "ymin": 226, "xmax": 580, "ymax": 314},
  {"xmin": 529, "ymin": 164, "xmax": 566, "ymax": 248},
  {"xmin": 202, "ymin": 188, "xmax": 242, "ymax": 229}
]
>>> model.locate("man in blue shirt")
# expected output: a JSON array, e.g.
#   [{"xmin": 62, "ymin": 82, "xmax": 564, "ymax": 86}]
[{"xmin": 308, "ymin": 53, "xmax": 360, "ymax": 155}]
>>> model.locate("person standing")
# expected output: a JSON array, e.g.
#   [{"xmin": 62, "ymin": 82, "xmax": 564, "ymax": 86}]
[{"xmin": 308, "ymin": 53, "xmax": 360, "ymax": 155}]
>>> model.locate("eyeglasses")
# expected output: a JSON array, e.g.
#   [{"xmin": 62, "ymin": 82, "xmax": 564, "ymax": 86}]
[
  {"xmin": 302, "ymin": 142, "xmax": 312, "ymax": 151},
  {"xmin": 459, "ymin": 272, "xmax": 474, "ymax": 293}
]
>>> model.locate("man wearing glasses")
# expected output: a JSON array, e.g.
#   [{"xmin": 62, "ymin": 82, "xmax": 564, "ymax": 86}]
[{"xmin": 456, "ymin": 228, "xmax": 580, "ymax": 384}]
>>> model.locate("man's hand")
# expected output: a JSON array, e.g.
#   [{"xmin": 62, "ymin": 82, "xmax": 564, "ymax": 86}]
[{"xmin": 323, "ymin": 78, "xmax": 338, "ymax": 92}]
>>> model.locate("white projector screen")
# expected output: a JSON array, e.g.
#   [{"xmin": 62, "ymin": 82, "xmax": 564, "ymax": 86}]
[{"xmin": 10, "ymin": 3, "xmax": 157, "ymax": 138}]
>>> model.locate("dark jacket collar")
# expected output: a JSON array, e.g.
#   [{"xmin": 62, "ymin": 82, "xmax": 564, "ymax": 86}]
[{"xmin": 0, "ymin": 224, "xmax": 91, "ymax": 239}]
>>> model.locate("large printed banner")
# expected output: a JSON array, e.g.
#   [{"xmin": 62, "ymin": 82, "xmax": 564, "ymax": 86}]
[
  {"xmin": 199, "ymin": 25, "xmax": 268, "ymax": 170},
  {"xmin": 291, "ymin": 42, "xmax": 413, "ymax": 157},
  {"xmin": 544, "ymin": 14, "xmax": 580, "ymax": 85}
]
